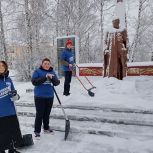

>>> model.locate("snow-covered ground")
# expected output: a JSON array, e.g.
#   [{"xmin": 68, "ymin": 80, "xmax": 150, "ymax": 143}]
[{"xmin": 11, "ymin": 74, "xmax": 153, "ymax": 153}]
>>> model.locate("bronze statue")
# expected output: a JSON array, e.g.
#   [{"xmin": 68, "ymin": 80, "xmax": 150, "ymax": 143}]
[{"xmin": 103, "ymin": 18, "xmax": 128, "ymax": 80}]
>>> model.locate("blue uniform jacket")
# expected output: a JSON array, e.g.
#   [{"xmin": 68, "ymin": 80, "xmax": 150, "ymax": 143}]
[
  {"xmin": 0, "ymin": 71, "xmax": 16, "ymax": 117},
  {"xmin": 31, "ymin": 67, "xmax": 60, "ymax": 98},
  {"xmin": 61, "ymin": 48, "xmax": 74, "ymax": 71}
]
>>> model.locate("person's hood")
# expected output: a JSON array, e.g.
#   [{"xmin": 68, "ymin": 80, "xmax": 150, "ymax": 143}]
[{"xmin": 0, "ymin": 70, "xmax": 9, "ymax": 79}]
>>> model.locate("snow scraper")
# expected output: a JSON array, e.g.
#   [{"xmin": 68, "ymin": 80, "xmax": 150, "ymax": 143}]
[
  {"xmin": 52, "ymin": 85, "xmax": 70, "ymax": 140},
  {"xmin": 75, "ymin": 74, "xmax": 95, "ymax": 97},
  {"xmin": 71, "ymin": 64, "xmax": 96, "ymax": 97},
  {"xmin": 75, "ymin": 64, "xmax": 96, "ymax": 89}
]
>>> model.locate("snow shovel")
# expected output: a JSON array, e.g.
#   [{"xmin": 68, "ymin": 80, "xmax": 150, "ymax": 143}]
[
  {"xmin": 75, "ymin": 64, "xmax": 96, "ymax": 89},
  {"xmin": 21, "ymin": 134, "xmax": 34, "ymax": 147},
  {"xmin": 52, "ymin": 85, "xmax": 70, "ymax": 141},
  {"xmin": 75, "ymin": 74, "xmax": 95, "ymax": 97},
  {"xmin": 69, "ymin": 66, "xmax": 95, "ymax": 97}
]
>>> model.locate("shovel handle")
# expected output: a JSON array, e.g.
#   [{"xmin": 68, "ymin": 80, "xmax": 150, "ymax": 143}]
[
  {"xmin": 52, "ymin": 85, "xmax": 69, "ymax": 120},
  {"xmin": 75, "ymin": 64, "xmax": 95, "ymax": 88},
  {"xmin": 69, "ymin": 66, "xmax": 88, "ymax": 91},
  {"xmin": 75, "ymin": 75, "xmax": 88, "ymax": 91}
]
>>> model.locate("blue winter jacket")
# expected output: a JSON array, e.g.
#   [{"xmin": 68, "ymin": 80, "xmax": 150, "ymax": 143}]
[
  {"xmin": 0, "ymin": 71, "xmax": 16, "ymax": 117},
  {"xmin": 61, "ymin": 48, "xmax": 74, "ymax": 71},
  {"xmin": 31, "ymin": 67, "xmax": 60, "ymax": 98}
]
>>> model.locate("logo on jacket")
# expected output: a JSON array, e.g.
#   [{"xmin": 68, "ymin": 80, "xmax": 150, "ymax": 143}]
[
  {"xmin": 43, "ymin": 79, "xmax": 51, "ymax": 85},
  {"xmin": 0, "ymin": 86, "xmax": 10, "ymax": 99}
]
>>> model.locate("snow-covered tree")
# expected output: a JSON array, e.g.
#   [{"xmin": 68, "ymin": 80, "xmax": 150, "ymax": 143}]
[
  {"xmin": 129, "ymin": 0, "xmax": 152, "ymax": 62},
  {"xmin": 0, "ymin": 0, "xmax": 7, "ymax": 61},
  {"xmin": 55, "ymin": 0, "xmax": 98, "ymax": 63}
]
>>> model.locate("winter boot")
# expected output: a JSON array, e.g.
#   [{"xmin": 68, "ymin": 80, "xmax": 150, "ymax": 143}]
[
  {"xmin": 8, "ymin": 149, "xmax": 14, "ymax": 153},
  {"xmin": 44, "ymin": 128, "xmax": 54, "ymax": 134},
  {"xmin": 34, "ymin": 132, "xmax": 40, "ymax": 138}
]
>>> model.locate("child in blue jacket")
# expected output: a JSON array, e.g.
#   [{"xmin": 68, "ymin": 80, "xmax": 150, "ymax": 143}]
[
  {"xmin": 31, "ymin": 58, "xmax": 60, "ymax": 138},
  {"xmin": 0, "ymin": 61, "xmax": 22, "ymax": 153}
]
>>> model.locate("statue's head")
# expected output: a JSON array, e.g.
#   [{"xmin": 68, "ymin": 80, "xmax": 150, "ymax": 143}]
[{"xmin": 112, "ymin": 18, "xmax": 120, "ymax": 29}]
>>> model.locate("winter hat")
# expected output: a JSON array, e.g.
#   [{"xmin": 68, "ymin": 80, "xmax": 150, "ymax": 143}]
[{"xmin": 66, "ymin": 39, "xmax": 72, "ymax": 46}]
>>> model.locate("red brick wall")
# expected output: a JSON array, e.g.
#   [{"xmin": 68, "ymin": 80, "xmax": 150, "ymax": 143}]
[
  {"xmin": 78, "ymin": 66, "xmax": 153, "ymax": 76},
  {"xmin": 127, "ymin": 66, "xmax": 153, "ymax": 76},
  {"xmin": 79, "ymin": 67, "xmax": 103, "ymax": 76}
]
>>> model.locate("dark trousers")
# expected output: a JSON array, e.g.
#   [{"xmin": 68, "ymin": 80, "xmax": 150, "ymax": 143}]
[
  {"xmin": 0, "ymin": 150, "xmax": 14, "ymax": 153},
  {"xmin": 64, "ymin": 71, "xmax": 72, "ymax": 95},
  {"xmin": 34, "ymin": 97, "xmax": 54, "ymax": 133},
  {"xmin": 0, "ymin": 115, "xmax": 23, "ymax": 151}
]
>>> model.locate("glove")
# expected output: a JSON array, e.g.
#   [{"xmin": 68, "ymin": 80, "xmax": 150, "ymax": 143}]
[
  {"xmin": 8, "ymin": 90, "xmax": 17, "ymax": 97},
  {"xmin": 69, "ymin": 64, "xmax": 75, "ymax": 71},
  {"xmin": 46, "ymin": 73, "xmax": 54, "ymax": 80},
  {"xmin": 9, "ymin": 90, "xmax": 20, "ymax": 101},
  {"xmin": 10, "ymin": 94, "xmax": 20, "ymax": 102}
]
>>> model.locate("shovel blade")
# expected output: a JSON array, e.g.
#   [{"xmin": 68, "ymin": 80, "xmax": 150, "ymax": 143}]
[
  {"xmin": 88, "ymin": 86, "xmax": 96, "ymax": 90},
  {"xmin": 88, "ymin": 90, "xmax": 95, "ymax": 97},
  {"xmin": 65, "ymin": 119, "xmax": 70, "ymax": 140}
]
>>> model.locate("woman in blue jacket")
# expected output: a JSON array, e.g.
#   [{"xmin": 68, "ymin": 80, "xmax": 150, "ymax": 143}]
[
  {"xmin": 61, "ymin": 39, "xmax": 74, "ymax": 96},
  {"xmin": 31, "ymin": 58, "xmax": 60, "ymax": 138},
  {"xmin": 0, "ymin": 61, "xmax": 22, "ymax": 153}
]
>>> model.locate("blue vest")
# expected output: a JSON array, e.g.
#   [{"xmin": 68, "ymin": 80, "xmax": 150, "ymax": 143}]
[
  {"xmin": 0, "ymin": 73, "xmax": 16, "ymax": 117},
  {"xmin": 32, "ymin": 68, "xmax": 58, "ymax": 98},
  {"xmin": 61, "ymin": 48, "xmax": 74, "ymax": 71}
]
